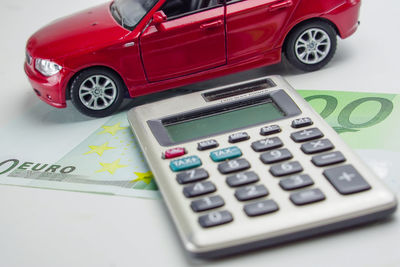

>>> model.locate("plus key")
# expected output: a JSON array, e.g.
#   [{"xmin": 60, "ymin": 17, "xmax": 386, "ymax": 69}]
[{"xmin": 323, "ymin": 164, "xmax": 371, "ymax": 195}]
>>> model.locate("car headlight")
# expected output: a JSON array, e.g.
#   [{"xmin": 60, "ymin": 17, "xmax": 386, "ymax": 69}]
[{"xmin": 35, "ymin": 58, "xmax": 62, "ymax": 76}]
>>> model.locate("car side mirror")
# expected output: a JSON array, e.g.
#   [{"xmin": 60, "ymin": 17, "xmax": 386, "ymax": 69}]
[{"xmin": 152, "ymin": 10, "xmax": 167, "ymax": 31}]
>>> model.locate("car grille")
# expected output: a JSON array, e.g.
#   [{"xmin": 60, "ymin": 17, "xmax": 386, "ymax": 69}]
[{"xmin": 26, "ymin": 51, "xmax": 32, "ymax": 65}]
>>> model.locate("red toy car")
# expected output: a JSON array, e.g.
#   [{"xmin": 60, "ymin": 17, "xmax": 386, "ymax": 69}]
[{"xmin": 25, "ymin": 0, "xmax": 361, "ymax": 117}]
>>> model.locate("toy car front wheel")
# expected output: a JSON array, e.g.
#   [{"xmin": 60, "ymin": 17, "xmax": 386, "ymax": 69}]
[
  {"xmin": 285, "ymin": 21, "xmax": 337, "ymax": 72},
  {"xmin": 70, "ymin": 68, "xmax": 125, "ymax": 117}
]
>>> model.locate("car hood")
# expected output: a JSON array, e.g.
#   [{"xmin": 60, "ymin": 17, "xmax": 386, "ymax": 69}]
[{"xmin": 27, "ymin": 3, "xmax": 130, "ymax": 60}]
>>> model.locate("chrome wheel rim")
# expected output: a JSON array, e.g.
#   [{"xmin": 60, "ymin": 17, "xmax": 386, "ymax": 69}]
[
  {"xmin": 295, "ymin": 28, "xmax": 331, "ymax": 65},
  {"xmin": 78, "ymin": 75, "xmax": 117, "ymax": 110}
]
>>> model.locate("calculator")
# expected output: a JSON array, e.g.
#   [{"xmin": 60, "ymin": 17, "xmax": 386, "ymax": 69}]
[{"xmin": 127, "ymin": 76, "xmax": 397, "ymax": 258}]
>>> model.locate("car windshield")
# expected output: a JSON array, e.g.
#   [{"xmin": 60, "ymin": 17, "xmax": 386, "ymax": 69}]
[{"xmin": 111, "ymin": 0, "xmax": 158, "ymax": 30}]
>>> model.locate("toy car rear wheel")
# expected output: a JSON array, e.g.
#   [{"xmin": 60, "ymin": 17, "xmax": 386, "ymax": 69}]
[
  {"xmin": 70, "ymin": 68, "xmax": 125, "ymax": 117},
  {"xmin": 284, "ymin": 21, "xmax": 337, "ymax": 72}
]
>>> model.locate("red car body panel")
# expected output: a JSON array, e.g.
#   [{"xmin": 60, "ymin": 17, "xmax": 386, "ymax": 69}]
[
  {"xmin": 140, "ymin": 6, "xmax": 226, "ymax": 82},
  {"xmin": 322, "ymin": 0, "xmax": 362, "ymax": 38},
  {"xmin": 24, "ymin": 0, "xmax": 361, "ymax": 109},
  {"xmin": 225, "ymin": 0, "xmax": 299, "ymax": 63},
  {"xmin": 26, "ymin": 4, "xmax": 130, "ymax": 60}
]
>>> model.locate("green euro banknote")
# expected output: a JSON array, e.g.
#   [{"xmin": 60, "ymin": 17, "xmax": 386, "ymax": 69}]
[
  {"xmin": 298, "ymin": 90, "xmax": 400, "ymax": 151},
  {"xmin": 0, "ymin": 111, "xmax": 160, "ymax": 199},
  {"xmin": 0, "ymin": 89, "xmax": 399, "ymax": 198}
]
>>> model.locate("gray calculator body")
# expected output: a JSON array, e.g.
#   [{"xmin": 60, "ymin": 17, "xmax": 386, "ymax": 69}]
[{"xmin": 127, "ymin": 76, "xmax": 397, "ymax": 258}]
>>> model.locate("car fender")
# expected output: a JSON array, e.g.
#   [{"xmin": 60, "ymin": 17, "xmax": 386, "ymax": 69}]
[
  {"xmin": 275, "ymin": 0, "xmax": 352, "ymax": 48},
  {"xmin": 61, "ymin": 39, "xmax": 148, "ymax": 99}
]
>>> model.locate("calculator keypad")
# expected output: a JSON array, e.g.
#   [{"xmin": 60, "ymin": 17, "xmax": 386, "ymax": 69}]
[
  {"xmin": 301, "ymin": 139, "xmax": 334, "ymax": 154},
  {"xmin": 290, "ymin": 188, "xmax": 326, "ymax": 205},
  {"xmin": 176, "ymin": 168, "xmax": 209, "ymax": 184},
  {"xmin": 210, "ymin": 146, "xmax": 242, "ymax": 162},
  {"xmin": 291, "ymin": 117, "xmax": 313, "ymax": 128},
  {"xmin": 260, "ymin": 148, "xmax": 293, "ymax": 164},
  {"xmin": 323, "ymin": 165, "xmax": 371, "ymax": 195},
  {"xmin": 312, "ymin": 151, "xmax": 346, "ymax": 167},
  {"xmin": 198, "ymin": 211, "xmax": 233, "ymax": 228},
  {"xmin": 235, "ymin": 184, "xmax": 269, "ymax": 201},
  {"xmin": 244, "ymin": 199, "xmax": 279, "ymax": 217},
  {"xmin": 163, "ymin": 147, "xmax": 186, "ymax": 159},
  {"xmin": 226, "ymin": 171, "xmax": 259, "ymax": 187},
  {"xmin": 170, "ymin": 155, "xmax": 202, "ymax": 172},
  {"xmin": 172, "ymin": 118, "xmax": 373, "ymax": 229},
  {"xmin": 291, "ymin": 128, "xmax": 323, "ymax": 142},
  {"xmin": 197, "ymin": 139, "xmax": 219, "ymax": 151},
  {"xmin": 269, "ymin": 161, "xmax": 303, "ymax": 177},
  {"xmin": 218, "ymin": 158, "xmax": 251, "ymax": 174},
  {"xmin": 183, "ymin": 181, "xmax": 216, "ymax": 198},
  {"xmin": 191, "ymin": 196, "xmax": 225, "ymax": 212},
  {"xmin": 229, "ymin": 132, "xmax": 250, "ymax": 143},
  {"xmin": 260, "ymin": 125, "xmax": 281, "ymax": 136},
  {"xmin": 251, "ymin": 137, "xmax": 283, "ymax": 152},
  {"xmin": 279, "ymin": 174, "xmax": 314, "ymax": 190}
]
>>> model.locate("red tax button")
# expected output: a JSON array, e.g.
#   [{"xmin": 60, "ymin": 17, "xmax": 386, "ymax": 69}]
[{"xmin": 163, "ymin": 147, "xmax": 187, "ymax": 159}]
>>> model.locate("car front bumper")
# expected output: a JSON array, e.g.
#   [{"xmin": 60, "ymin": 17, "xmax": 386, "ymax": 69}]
[{"xmin": 24, "ymin": 61, "xmax": 73, "ymax": 108}]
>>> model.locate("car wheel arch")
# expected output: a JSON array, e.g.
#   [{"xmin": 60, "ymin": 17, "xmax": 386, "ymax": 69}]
[
  {"xmin": 281, "ymin": 17, "xmax": 340, "ymax": 51},
  {"xmin": 281, "ymin": 18, "xmax": 339, "ymax": 72},
  {"xmin": 66, "ymin": 65, "xmax": 127, "ymax": 100}
]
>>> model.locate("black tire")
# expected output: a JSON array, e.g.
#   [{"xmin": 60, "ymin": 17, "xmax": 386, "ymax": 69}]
[
  {"xmin": 284, "ymin": 21, "xmax": 337, "ymax": 72},
  {"xmin": 70, "ymin": 68, "xmax": 125, "ymax": 117}
]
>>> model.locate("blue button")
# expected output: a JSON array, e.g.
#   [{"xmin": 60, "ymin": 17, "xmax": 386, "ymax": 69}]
[
  {"xmin": 210, "ymin": 146, "xmax": 242, "ymax": 162},
  {"xmin": 170, "ymin": 155, "xmax": 202, "ymax": 172}
]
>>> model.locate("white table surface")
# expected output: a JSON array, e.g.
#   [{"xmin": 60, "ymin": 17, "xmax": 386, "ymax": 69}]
[{"xmin": 0, "ymin": 0, "xmax": 399, "ymax": 266}]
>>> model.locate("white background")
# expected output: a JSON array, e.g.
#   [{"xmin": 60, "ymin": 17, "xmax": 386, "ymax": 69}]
[{"xmin": 0, "ymin": 0, "xmax": 400, "ymax": 266}]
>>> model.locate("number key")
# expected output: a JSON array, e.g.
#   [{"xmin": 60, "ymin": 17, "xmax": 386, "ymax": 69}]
[
  {"xmin": 269, "ymin": 161, "xmax": 303, "ymax": 177},
  {"xmin": 235, "ymin": 184, "xmax": 269, "ymax": 201},
  {"xmin": 176, "ymin": 168, "xmax": 209, "ymax": 184},
  {"xmin": 198, "ymin": 210, "xmax": 233, "ymax": 228},
  {"xmin": 226, "ymin": 171, "xmax": 259, "ymax": 187},
  {"xmin": 218, "ymin": 158, "xmax": 250, "ymax": 174},
  {"xmin": 183, "ymin": 181, "xmax": 216, "ymax": 198},
  {"xmin": 191, "ymin": 196, "xmax": 225, "ymax": 212},
  {"xmin": 260, "ymin": 148, "xmax": 293, "ymax": 164},
  {"xmin": 279, "ymin": 174, "xmax": 314, "ymax": 190}
]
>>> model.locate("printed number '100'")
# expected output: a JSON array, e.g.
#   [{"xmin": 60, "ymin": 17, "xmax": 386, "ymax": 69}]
[{"xmin": 304, "ymin": 95, "xmax": 393, "ymax": 132}]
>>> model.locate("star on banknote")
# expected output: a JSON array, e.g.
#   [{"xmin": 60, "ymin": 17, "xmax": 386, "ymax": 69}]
[
  {"xmin": 96, "ymin": 159, "xmax": 128, "ymax": 174},
  {"xmin": 98, "ymin": 122, "xmax": 128, "ymax": 136},
  {"xmin": 84, "ymin": 142, "xmax": 115, "ymax": 156},
  {"xmin": 132, "ymin": 171, "xmax": 154, "ymax": 184}
]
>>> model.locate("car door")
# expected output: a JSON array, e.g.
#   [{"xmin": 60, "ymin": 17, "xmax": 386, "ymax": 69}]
[
  {"xmin": 226, "ymin": 0, "xmax": 298, "ymax": 63},
  {"xmin": 140, "ymin": 1, "xmax": 226, "ymax": 83}
]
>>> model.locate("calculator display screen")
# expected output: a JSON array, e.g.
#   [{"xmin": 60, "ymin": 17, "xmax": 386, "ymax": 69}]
[{"xmin": 164, "ymin": 101, "xmax": 284, "ymax": 143}]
